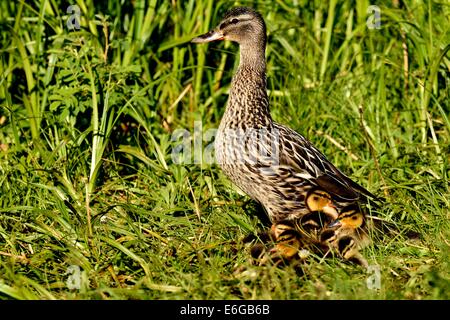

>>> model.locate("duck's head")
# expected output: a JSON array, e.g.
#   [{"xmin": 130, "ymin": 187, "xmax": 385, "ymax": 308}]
[
  {"xmin": 328, "ymin": 208, "xmax": 365, "ymax": 230},
  {"xmin": 191, "ymin": 7, "xmax": 266, "ymax": 47}
]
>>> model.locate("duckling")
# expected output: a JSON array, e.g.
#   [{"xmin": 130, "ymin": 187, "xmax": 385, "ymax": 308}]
[
  {"xmin": 264, "ymin": 190, "xmax": 339, "ymax": 262},
  {"xmin": 306, "ymin": 189, "xmax": 339, "ymax": 220},
  {"xmin": 269, "ymin": 222, "xmax": 303, "ymax": 260},
  {"xmin": 297, "ymin": 211, "xmax": 334, "ymax": 242},
  {"xmin": 320, "ymin": 206, "xmax": 371, "ymax": 268},
  {"xmin": 300, "ymin": 189, "xmax": 340, "ymax": 240},
  {"xmin": 256, "ymin": 221, "xmax": 311, "ymax": 266},
  {"xmin": 192, "ymin": 7, "xmax": 380, "ymax": 259}
]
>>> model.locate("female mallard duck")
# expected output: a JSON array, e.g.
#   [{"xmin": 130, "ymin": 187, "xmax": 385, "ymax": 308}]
[{"xmin": 192, "ymin": 7, "xmax": 379, "ymax": 258}]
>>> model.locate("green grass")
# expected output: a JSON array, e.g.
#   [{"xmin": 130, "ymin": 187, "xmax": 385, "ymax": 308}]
[{"xmin": 0, "ymin": 0, "xmax": 449, "ymax": 300}]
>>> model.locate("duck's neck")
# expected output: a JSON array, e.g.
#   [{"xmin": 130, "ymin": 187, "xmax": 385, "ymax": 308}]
[
  {"xmin": 239, "ymin": 43, "xmax": 266, "ymax": 74},
  {"xmin": 222, "ymin": 43, "xmax": 272, "ymax": 129}
]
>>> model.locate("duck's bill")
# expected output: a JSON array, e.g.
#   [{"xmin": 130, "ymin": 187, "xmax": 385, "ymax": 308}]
[
  {"xmin": 191, "ymin": 30, "xmax": 224, "ymax": 43},
  {"xmin": 327, "ymin": 220, "xmax": 342, "ymax": 228}
]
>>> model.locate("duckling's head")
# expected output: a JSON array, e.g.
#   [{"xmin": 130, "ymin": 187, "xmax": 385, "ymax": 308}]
[
  {"xmin": 306, "ymin": 189, "xmax": 338, "ymax": 219},
  {"xmin": 328, "ymin": 208, "xmax": 365, "ymax": 230},
  {"xmin": 191, "ymin": 7, "xmax": 266, "ymax": 47},
  {"xmin": 306, "ymin": 189, "xmax": 331, "ymax": 211}
]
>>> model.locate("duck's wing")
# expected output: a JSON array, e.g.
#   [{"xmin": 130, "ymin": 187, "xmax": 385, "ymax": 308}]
[{"xmin": 274, "ymin": 124, "xmax": 379, "ymax": 203}]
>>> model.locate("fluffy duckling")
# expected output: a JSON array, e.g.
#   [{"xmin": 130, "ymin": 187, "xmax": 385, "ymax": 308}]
[
  {"xmin": 249, "ymin": 221, "xmax": 312, "ymax": 266},
  {"xmin": 268, "ymin": 222, "xmax": 303, "ymax": 261},
  {"xmin": 306, "ymin": 189, "xmax": 339, "ymax": 220},
  {"xmin": 300, "ymin": 189, "xmax": 340, "ymax": 240},
  {"xmin": 251, "ymin": 190, "xmax": 340, "ymax": 264},
  {"xmin": 320, "ymin": 206, "xmax": 371, "ymax": 268}
]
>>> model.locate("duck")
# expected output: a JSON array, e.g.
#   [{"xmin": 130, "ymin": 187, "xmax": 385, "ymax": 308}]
[
  {"xmin": 192, "ymin": 7, "xmax": 380, "ymax": 260},
  {"xmin": 320, "ymin": 205, "xmax": 371, "ymax": 268}
]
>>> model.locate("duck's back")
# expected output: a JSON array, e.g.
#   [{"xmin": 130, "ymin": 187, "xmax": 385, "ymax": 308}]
[{"xmin": 215, "ymin": 117, "xmax": 377, "ymax": 223}]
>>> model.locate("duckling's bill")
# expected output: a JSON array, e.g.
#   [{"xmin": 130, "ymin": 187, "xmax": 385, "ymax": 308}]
[
  {"xmin": 191, "ymin": 30, "xmax": 224, "ymax": 43},
  {"xmin": 327, "ymin": 219, "xmax": 342, "ymax": 228}
]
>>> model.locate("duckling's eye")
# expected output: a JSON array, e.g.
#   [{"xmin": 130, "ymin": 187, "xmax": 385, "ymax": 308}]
[
  {"xmin": 352, "ymin": 216, "xmax": 358, "ymax": 220},
  {"xmin": 230, "ymin": 18, "xmax": 239, "ymax": 24}
]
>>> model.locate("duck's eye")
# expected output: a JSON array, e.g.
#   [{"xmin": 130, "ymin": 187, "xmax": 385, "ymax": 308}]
[
  {"xmin": 230, "ymin": 18, "xmax": 239, "ymax": 24},
  {"xmin": 352, "ymin": 216, "xmax": 358, "ymax": 220}
]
